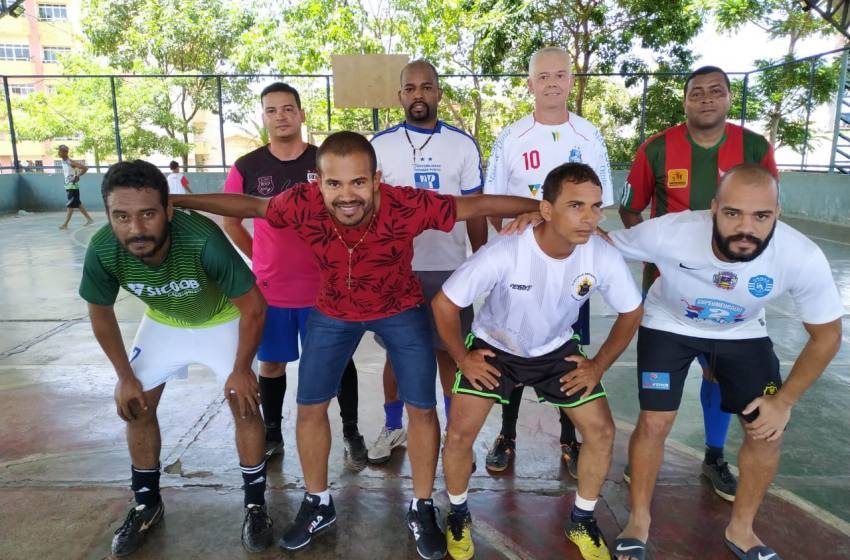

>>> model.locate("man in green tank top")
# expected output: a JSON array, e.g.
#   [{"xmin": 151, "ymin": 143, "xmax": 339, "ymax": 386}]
[{"xmin": 79, "ymin": 160, "xmax": 273, "ymax": 556}]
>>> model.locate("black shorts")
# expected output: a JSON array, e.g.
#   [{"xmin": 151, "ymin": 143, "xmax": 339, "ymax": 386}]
[
  {"xmin": 453, "ymin": 333, "xmax": 606, "ymax": 408},
  {"xmin": 571, "ymin": 300, "xmax": 590, "ymax": 345},
  {"xmin": 65, "ymin": 188, "xmax": 81, "ymax": 208},
  {"xmin": 637, "ymin": 327, "xmax": 781, "ymax": 422}
]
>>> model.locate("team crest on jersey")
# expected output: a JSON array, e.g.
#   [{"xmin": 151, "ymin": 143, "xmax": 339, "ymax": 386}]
[
  {"xmin": 748, "ymin": 275, "xmax": 774, "ymax": 297},
  {"xmin": 528, "ymin": 183, "xmax": 542, "ymax": 197},
  {"xmin": 571, "ymin": 273, "xmax": 596, "ymax": 300},
  {"xmin": 667, "ymin": 169, "xmax": 688, "ymax": 189},
  {"xmin": 682, "ymin": 298, "xmax": 745, "ymax": 324},
  {"xmin": 552, "ymin": 131, "xmax": 560, "ymax": 142},
  {"xmin": 712, "ymin": 271, "xmax": 738, "ymax": 290},
  {"xmin": 568, "ymin": 147, "xmax": 582, "ymax": 163},
  {"xmin": 307, "ymin": 171, "xmax": 318, "ymax": 183},
  {"xmin": 256, "ymin": 176, "xmax": 275, "ymax": 195},
  {"xmin": 762, "ymin": 382, "xmax": 779, "ymax": 396}
]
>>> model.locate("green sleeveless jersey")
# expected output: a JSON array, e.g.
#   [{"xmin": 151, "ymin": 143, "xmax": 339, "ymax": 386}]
[{"xmin": 79, "ymin": 209, "xmax": 255, "ymax": 327}]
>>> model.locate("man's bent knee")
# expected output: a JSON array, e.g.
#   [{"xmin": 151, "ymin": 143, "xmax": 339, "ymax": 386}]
[
  {"xmin": 637, "ymin": 411, "xmax": 676, "ymax": 440},
  {"xmin": 260, "ymin": 361, "xmax": 286, "ymax": 378}
]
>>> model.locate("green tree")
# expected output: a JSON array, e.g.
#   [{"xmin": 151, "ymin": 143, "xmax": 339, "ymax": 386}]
[
  {"xmin": 83, "ymin": 0, "xmax": 256, "ymax": 165},
  {"xmin": 500, "ymin": 0, "xmax": 705, "ymax": 116},
  {"xmin": 713, "ymin": 0, "xmax": 844, "ymax": 152},
  {"xmin": 12, "ymin": 56, "xmax": 160, "ymax": 169}
]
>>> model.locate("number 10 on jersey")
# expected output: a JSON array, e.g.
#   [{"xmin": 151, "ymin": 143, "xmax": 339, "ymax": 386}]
[{"xmin": 522, "ymin": 150, "xmax": 540, "ymax": 170}]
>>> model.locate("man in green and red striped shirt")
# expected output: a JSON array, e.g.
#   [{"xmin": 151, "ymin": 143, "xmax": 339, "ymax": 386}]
[{"xmin": 617, "ymin": 66, "xmax": 778, "ymax": 507}]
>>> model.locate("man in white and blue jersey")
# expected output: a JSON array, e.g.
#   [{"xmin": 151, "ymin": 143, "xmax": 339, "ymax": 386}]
[{"xmin": 367, "ymin": 60, "xmax": 488, "ymax": 477}]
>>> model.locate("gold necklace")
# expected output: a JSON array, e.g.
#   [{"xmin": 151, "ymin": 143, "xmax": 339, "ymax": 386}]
[{"xmin": 329, "ymin": 211, "xmax": 376, "ymax": 290}]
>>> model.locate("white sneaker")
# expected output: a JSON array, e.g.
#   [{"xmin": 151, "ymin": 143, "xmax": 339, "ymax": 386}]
[{"xmin": 367, "ymin": 426, "xmax": 407, "ymax": 464}]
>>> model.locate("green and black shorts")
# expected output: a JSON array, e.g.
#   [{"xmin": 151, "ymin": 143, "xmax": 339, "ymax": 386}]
[{"xmin": 452, "ymin": 333, "xmax": 606, "ymax": 408}]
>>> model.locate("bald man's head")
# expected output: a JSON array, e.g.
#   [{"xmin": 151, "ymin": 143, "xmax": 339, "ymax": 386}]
[
  {"xmin": 716, "ymin": 163, "xmax": 779, "ymax": 206},
  {"xmin": 398, "ymin": 59, "xmax": 442, "ymax": 126},
  {"xmin": 400, "ymin": 60, "xmax": 439, "ymax": 87},
  {"xmin": 711, "ymin": 163, "xmax": 780, "ymax": 262}
]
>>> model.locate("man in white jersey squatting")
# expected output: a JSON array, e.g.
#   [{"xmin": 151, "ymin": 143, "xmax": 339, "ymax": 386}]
[
  {"xmin": 609, "ymin": 164, "xmax": 843, "ymax": 560},
  {"xmin": 434, "ymin": 163, "xmax": 642, "ymax": 560},
  {"xmin": 483, "ymin": 45, "xmax": 615, "ymax": 476},
  {"xmin": 368, "ymin": 59, "xmax": 487, "ymax": 464}
]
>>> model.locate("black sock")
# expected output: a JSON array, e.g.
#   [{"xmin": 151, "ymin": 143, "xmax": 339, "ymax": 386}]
[
  {"xmin": 500, "ymin": 387, "xmax": 524, "ymax": 440},
  {"xmin": 131, "ymin": 464, "xmax": 161, "ymax": 507},
  {"xmin": 241, "ymin": 461, "xmax": 267, "ymax": 507},
  {"xmin": 259, "ymin": 375, "xmax": 285, "ymax": 439},
  {"xmin": 705, "ymin": 445, "xmax": 724, "ymax": 464},
  {"xmin": 338, "ymin": 359, "xmax": 359, "ymax": 433},
  {"xmin": 559, "ymin": 412, "xmax": 577, "ymax": 446}
]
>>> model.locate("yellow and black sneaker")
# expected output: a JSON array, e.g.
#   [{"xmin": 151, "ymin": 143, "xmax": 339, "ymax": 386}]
[
  {"xmin": 446, "ymin": 510, "xmax": 474, "ymax": 560},
  {"xmin": 565, "ymin": 517, "xmax": 610, "ymax": 560}
]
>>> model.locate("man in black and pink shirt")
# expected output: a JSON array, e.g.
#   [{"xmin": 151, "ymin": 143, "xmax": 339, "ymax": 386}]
[
  {"xmin": 172, "ymin": 131, "xmax": 539, "ymax": 559},
  {"xmin": 222, "ymin": 83, "xmax": 363, "ymax": 468}
]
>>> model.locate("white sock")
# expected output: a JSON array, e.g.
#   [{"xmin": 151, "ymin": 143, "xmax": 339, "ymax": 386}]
[
  {"xmin": 448, "ymin": 490, "xmax": 468, "ymax": 506},
  {"xmin": 311, "ymin": 489, "xmax": 331, "ymax": 506},
  {"xmin": 574, "ymin": 493, "xmax": 597, "ymax": 512}
]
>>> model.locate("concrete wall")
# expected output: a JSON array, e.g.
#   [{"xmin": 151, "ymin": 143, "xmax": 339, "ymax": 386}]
[
  {"xmin": 0, "ymin": 172, "xmax": 228, "ymax": 214},
  {"xmin": 1, "ymin": 170, "xmax": 848, "ymax": 227}
]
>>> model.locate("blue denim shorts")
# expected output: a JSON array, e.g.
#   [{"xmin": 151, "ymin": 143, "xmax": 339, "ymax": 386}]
[{"xmin": 297, "ymin": 306, "xmax": 437, "ymax": 409}]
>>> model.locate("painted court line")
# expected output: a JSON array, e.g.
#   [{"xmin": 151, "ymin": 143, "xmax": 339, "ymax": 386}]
[{"xmin": 612, "ymin": 418, "xmax": 850, "ymax": 538}]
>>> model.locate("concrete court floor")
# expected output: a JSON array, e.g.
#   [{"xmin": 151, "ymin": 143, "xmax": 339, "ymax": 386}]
[{"xmin": 0, "ymin": 209, "xmax": 848, "ymax": 560}]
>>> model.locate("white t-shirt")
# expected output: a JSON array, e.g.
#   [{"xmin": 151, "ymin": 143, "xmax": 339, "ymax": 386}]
[
  {"xmin": 372, "ymin": 121, "xmax": 483, "ymax": 271},
  {"xmin": 609, "ymin": 210, "xmax": 845, "ymax": 339},
  {"xmin": 167, "ymin": 172, "xmax": 189, "ymax": 195},
  {"xmin": 442, "ymin": 227, "xmax": 642, "ymax": 357},
  {"xmin": 484, "ymin": 112, "xmax": 614, "ymax": 207},
  {"xmin": 61, "ymin": 158, "xmax": 75, "ymax": 186}
]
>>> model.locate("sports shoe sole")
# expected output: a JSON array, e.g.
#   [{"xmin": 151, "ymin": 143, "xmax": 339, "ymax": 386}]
[
  {"xmin": 702, "ymin": 472, "xmax": 736, "ymax": 502},
  {"xmin": 279, "ymin": 516, "xmax": 337, "ymax": 550}
]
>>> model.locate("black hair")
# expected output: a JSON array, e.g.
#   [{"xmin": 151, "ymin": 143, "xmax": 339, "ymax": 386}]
[
  {"xmin": 541, "ymin": 162, "xmax": 602, "ymax": 204},
  {"xmin": 101, "ymin": 160, "xmax": 169, "ymax": 209},
  {"xmin": 684, "ymin": 65, "xmax": 731, "ymax": 95},
  {"xmin": 260, "ymin": 82, "xmax": 302, "ymax": 109},
  {"xmin": 316, "ymin": 131, "xmax": 377, "ymax": 175},
  {"xmin": 169, "ymin": 160, "xmax": 179, "ymax": 171}
]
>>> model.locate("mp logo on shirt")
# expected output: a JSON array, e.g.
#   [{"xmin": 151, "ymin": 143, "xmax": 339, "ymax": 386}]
[
  {"xmin": 256, "ymin": 176, "xmax": 275, "ymax": 195},
  {"xmin": 414, "ymin": 172, "xmax": 441, "ymax": 190},
  {"xmin": 307, "ymin": 172, "xmax": 318, "ymax": 183}
]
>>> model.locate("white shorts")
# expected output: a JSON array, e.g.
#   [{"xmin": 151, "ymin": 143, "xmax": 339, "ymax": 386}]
[{"xmin": 129, "ymin": 315, "xmax": 239, "ymax": 391}]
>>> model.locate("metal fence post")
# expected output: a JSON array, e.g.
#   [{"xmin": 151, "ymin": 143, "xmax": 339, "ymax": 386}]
[
  {"xmin": 2, "ymin": 76, "xmax": 21, "ymax": 172},
  {"xmin": 740, "ymin": 73, "xmax": 749, "ymax": 126},
  {"xmin": 801, "ymin": 59, "xmax": 817, "ymax": 170},
  {"xmin": 110, "ymin": 76, "xmax": 123, "ymax": 162},
  {"xmin": 639, "ymin": 75, "xmax": 648, "ymax": 144},
  {"xmin": 217, "ymin": 76, "xmax": 226, "ymax": 169},
  {"xmin": 829, "ymin": 49, "xmax": 849, "ymax": 173},
  {"xmin": 325, "ymin": 76, "xmax": 332, "ymax": 131}
]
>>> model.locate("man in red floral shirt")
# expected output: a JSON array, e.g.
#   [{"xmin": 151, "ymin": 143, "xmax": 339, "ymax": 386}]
[{"xmin": 172, "ymin": 131, "xmax": 539, "ymax": 559}]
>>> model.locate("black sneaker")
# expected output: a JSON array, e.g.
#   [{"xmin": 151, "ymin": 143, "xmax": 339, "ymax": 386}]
[
  {"xmin": 241, "ymin": 504, "xmax": 274, "ymax": 552},
  {"xmin": 111, "ymin": 499, "xmax": 164, "ymax": 556},
  {"xmin": 702, "ymin": 458, "xmax": 737, "ymax": 502},
  {"xmin": 561, "ymin": 441, "xmax": 581, "ymax": 480},
  {"xmin": 265, "ymin": 432, "xmax": 284, "ymax": 459},
  {"xmin": 485, "ymin": 435, "xmax": 515, "ymax": 472},
  {"xmin": 406, "ymin": 499, "xmax": 447, "ymax": 560},
  {"xmin": 279, "ymin": 493, "xmax": 336, "ymax": 550},
  {"xmin": 344, "ymin": 434, "xmax": 368, "ymax": 471}
]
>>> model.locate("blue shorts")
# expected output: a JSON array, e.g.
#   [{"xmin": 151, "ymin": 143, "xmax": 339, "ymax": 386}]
[
  {"xmin": 297, "ymin": 306, "xmax": 437, "ymax": 409},
  {"xmin": 257, "ymin": 306, "xmax": 312, "ymax": 363}
]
